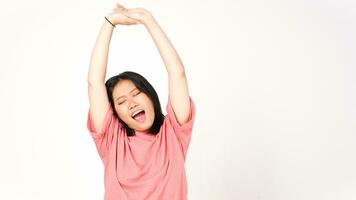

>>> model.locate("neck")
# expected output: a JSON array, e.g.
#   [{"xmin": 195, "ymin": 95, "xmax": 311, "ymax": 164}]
[{"xmin": 135, "ymin": 129, "xmax": 150, "ymax": 134}]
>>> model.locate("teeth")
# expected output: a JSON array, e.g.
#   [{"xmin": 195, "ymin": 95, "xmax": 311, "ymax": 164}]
[{"xmin": 132, "ymin": 109, "xmax": 144, "ymax": 117}]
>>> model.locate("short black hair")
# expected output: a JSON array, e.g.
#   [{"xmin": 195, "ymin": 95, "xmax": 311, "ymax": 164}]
[{"xmin": 105, "ymin": 71, "xmax": 165, "ymax": 137}]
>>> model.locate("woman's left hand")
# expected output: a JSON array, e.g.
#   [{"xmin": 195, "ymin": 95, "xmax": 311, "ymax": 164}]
[{"xmin": 119, "ymin": 6, "xmax": 155, "ymax": 26}]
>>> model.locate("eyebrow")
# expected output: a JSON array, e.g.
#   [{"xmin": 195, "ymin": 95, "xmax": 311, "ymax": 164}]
[{"xmin": 115, "ymin": 87, "xmax": 138, "ymax": 101}]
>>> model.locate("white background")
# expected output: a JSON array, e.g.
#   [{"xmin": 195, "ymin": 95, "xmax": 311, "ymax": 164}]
[{"xmin": 0, "ymin": 0, "xmax": 355, "ymax": 199}]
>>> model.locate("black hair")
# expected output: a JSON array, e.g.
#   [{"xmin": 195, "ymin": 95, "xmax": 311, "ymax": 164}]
[{"xmin": 105, "ymin": 71, "xmax": 165, "ymax": 137}]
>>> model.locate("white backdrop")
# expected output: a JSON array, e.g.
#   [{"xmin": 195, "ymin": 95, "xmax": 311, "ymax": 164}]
[{"xmin": 0, "ymin": 0, "xmax": 355, "ymax": 199}]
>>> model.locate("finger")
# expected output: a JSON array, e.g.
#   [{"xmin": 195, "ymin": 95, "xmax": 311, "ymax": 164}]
[
  {"xmin": 116, "ymin": 3, "xmax": 125, "ymax": 10},
  {"xmin": 121, "ymin": 8, "xmax": 135, "ymax": 16},
  {"xmin": 116, "ymin": 5, "xmax": 125, "ymax": 11},
  {"xmin": 116, "ymin": 3, "xmax": 126, "ymax": 8},
  {"xmin": 120, "ymin": 9, "xmax": 130, "ymax": 16},
  {"xmin": 127, "ymin": 9, "xmax": 138, "ymax": 15},
  {"xmin": 126, "ymin": 17, "xmax": 137, "ymax": 23}
]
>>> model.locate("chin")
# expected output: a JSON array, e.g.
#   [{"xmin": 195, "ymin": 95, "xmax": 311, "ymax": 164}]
[
  {"xmin": 139, "ymin": 122, "xmax": 154, "ymax": 131},
  {"xmin": 130, "ymin": 119, "xmax": 153, "ymax": 131}
]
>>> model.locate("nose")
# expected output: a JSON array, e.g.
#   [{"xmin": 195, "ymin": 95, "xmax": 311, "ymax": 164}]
[{"xmin": 129, "ymin": 99, "xmax": 138, "ymax": 110}]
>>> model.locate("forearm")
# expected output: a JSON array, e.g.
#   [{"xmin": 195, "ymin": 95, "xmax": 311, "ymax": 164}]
[
  {"xmin": 87, "ymin": 20, "xmax": 115, "ymax": 84},
  {"xmin": 144, "ymin": 18, "xmax": 185, "ymax": 77}
]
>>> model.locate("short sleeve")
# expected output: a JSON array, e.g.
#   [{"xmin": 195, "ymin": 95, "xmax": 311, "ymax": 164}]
[
  {"xmin": 87, "ymin": 103, "xmax": 121, "ymax": 162},
  {"xmin": 166, "ymin": 96, "xmax": 196, "ymax": 157}
]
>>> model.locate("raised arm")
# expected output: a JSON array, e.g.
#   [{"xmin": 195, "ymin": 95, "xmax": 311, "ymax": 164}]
[
  {"xmin": 87, "ymin": 5, "xmax": 139, "ymax": 133},
  {"xmin": 87, "ymin": 19, "xmax": 114, "ymax": 134},
  {"xmin": 146, "ymin": 16, "xmax": 190, "ymax": 126},
  {"xmin": 121, "ymin": 8, "xmax": 191, "ymax": 125}
]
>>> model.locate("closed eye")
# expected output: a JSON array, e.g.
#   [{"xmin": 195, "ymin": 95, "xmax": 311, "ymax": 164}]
[{"xmin": 117, "ymin": 91, "xmax": 141, "ymax": 105}]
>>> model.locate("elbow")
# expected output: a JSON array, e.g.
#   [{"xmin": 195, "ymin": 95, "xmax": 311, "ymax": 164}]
[
  {"xmin": 87, "ymin": 71, "xmax": 105, "ymax": 85},
  {"xmin": 87, "ymin": 77, "xmax": 105, "ymax": 86},
  {"xmin": 168, "ymin": 68, "xmax": 186, "ymax": 79}
]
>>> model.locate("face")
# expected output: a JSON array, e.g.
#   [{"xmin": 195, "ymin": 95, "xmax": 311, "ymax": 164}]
[{"xmin": 112, "ymin": 79, "xmax": 155, "ymax": 132}]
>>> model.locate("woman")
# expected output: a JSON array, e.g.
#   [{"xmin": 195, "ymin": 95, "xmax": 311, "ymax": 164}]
[{"xmin": 87, "ymin": 3, "xmax": 196, "ymax": 200}]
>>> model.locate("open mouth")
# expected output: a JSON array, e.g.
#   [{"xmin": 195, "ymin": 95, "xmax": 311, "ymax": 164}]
[{"xmin": 132, "ymin": 110, "xmax": 146, "ymax": 123}]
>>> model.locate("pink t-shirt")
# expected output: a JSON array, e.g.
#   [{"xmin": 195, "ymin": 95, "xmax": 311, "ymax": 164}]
[{"xmin": 87, "ymin": 96, "xmax": 196, "ymax": 200}]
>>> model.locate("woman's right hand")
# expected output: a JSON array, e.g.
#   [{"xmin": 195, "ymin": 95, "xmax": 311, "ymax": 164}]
[{"xmin": 105, "ymin": 3, "xmax": 139, "ymax": 26}]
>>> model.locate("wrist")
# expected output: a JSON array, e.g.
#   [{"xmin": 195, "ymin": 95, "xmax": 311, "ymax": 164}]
[
  {"xmin": 104, "ymin": 16, "xmax": 116, "ymax": 28},
  {"xmin": 143, "ymin": 16, "xmax": 157, "ymax": 28}
]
